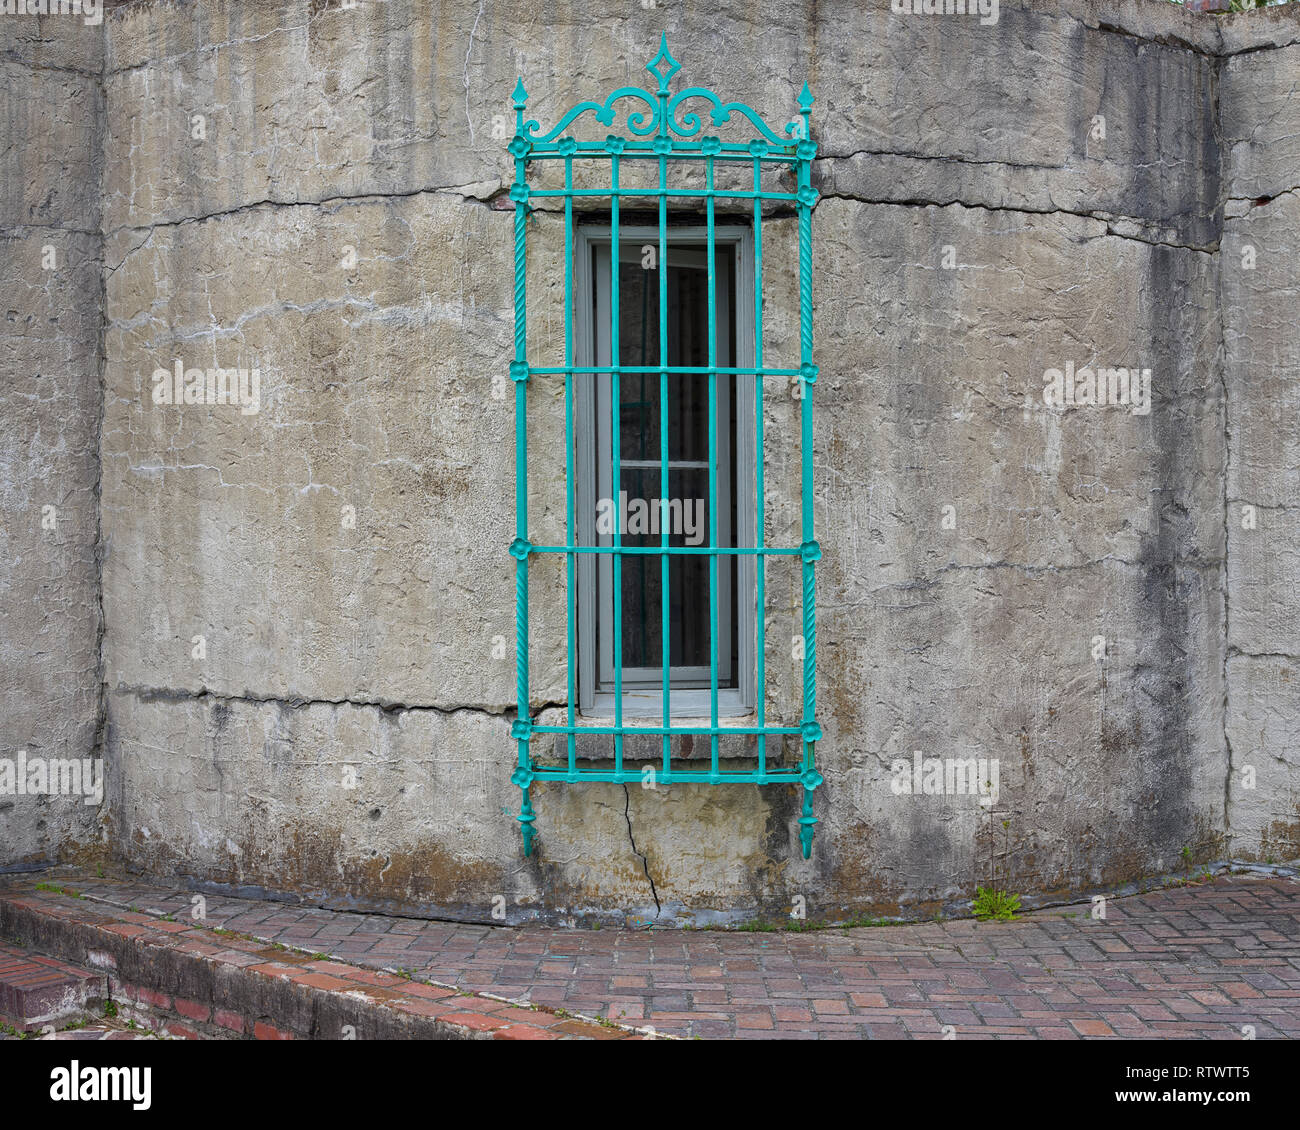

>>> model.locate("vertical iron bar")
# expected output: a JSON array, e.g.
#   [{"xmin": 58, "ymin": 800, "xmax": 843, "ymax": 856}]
[
  {"xmin": 752, "ymin": 156, "xmax": 766, "ymax": 781},
  {"xmin": 706, "ymin": 155, "xmax": 719, "ymax": 781},
  {"xmin": 796, "ymin": 87, "xmax": 818, "ymax": 858},
  {"xmin": 511, "ymin": 80, "xmax": 534, "ymax": 855},
  {"xmin": 564, "ymin": 154, "xmax": 576, "ymax": 779},
  {"xmin": 515, "ymin": 212, "xmax": 527, "ymax": 711},
  {"xmin": 611, "ymin": 155, "xmax": 624, "ymax": 779},
  {"xmin": 659, "ymin": 150, "xmax": 671, "ymax": 779},
  {"xmin": 653, "ymin": 32, "xmax": 675, "ymax": 787}
]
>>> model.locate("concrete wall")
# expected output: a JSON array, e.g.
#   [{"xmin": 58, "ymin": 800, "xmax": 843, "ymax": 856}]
[
  {"xmin": 0, "ymin": 15, "xmax": 106, "ymax": 866},
  {"xmin": 1220, "ymin": 32, "xmax": 1300, "ymax": 864},
  {"xmin": 4, "ymin": 0, "xmax": 1299, "ymax": 921}
]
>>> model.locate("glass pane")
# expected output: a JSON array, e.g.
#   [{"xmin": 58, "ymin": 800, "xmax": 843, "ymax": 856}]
[
  {"xmin": 622, "ymin": 554, "xmax": 715, "ymax": 671},
  {"xmin": 617, "ymin": 467, "xmax": 729, "ymax": 675},
  {"xmin": 614, "ymin": 248, "xmax": 729, "ymax": 464}
]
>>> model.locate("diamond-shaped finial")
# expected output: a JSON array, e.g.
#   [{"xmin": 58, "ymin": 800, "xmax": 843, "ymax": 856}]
[
  {"xmin": 512, "ymin": 77, "xmax": 528, "ymax": 109},
  {"xmin": 797, "ymin": 81, "xmax": 814, "ymax": 113},
  {"xmin": 646, "ymin": 34, "xmax": 680, "ymax": 93}
]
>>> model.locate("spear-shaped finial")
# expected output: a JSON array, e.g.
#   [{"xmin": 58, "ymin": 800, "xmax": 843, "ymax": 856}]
[
  {"xmin": 512, "ymin": 76, "xmax": 528, "ymax": 109},
  {"xmin": 647, "ymin": 33, "xmax": 681, "ymax": 94}
]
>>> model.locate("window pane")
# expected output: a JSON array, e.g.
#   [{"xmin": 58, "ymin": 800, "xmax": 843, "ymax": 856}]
[
  {"xmin": 616, "ymin": 467, "xmax": 732, "ymax": 678},
  {"xmin": 615, "ymin": 249, "xmax": 730, "ymax": 464},
  {"xmin": 622, "ymin": 555, "xmax": 716, "ymax": 671}
]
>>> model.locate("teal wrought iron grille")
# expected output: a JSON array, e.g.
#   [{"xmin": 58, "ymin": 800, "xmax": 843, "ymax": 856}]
[{"xmin": 507, "ymin": 36, "xmax": 823, "ymax": 859}]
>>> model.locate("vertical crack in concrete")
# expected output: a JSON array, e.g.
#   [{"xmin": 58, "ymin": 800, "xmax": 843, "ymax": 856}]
[
  {"xmin": 622, "ymin": 784, "xmax": 661, "ymax": 916},
  {"xmin": 463, "ymin": 0, "xmax": 485, "ymax": 148}
]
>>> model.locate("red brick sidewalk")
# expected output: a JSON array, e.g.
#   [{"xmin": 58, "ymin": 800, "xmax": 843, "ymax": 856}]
[{"xmin": 5, "ymin": 872, "xmax": 1297, "ymax": 1039}]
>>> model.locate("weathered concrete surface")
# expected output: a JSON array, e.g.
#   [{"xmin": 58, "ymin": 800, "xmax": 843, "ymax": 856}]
[
  {"xmin": 0, "ymin": 18, "xmax": 106, "ymax": 866},
  {"xmin": 1221, "ymin": 40, "xmax": 1300, "ymax": 863},
  {"xmin": 5, "ymin": 0, "xmax": 1300, "ymax": 917},
  {"xmin": 100, "ymin": 191, "xmax": 548, "ymax": 709},
  {"xmin": 805, "ymin": 199, "xmax": 1228, "ymax": 902}
]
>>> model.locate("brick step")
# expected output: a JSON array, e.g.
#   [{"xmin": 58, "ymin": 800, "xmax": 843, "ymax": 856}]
[
  {"xmin": 0, "ymin": 882, "xmax": 638, "ymax": 1040},
  {"xmin": 0, "ymin": 942, "xmax": 107, "ymax": 1033}
]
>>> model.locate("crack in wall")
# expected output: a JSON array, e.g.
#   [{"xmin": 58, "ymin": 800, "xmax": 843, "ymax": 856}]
[
  {"xmin": 1228, "ymin": 185, "xmax": 1300, "ymax": 204},
  {"xmin": 112, "ymin": 683, "xmax": 514, "ymax": 719},
  {"xmin": 1226, "ymin": 500, "xmax": 1300, "ymax": 511},
  {"xmin": 1090, "ymin": 19, "xmax": 1218, "ymax": 59},
  {"xmin": 462, "ymin": 0, "xmax": 485, "ymax": 148},
  {"xmin": 826, "ymin": 148, "xmax": 1062, "ymax": 174},
  {"xmin": 1217, "ymin": 37, "xmax": 1300, "ymax": 59},
  {"xmin": 1087, "ymin": 15, "xmax": 1300, "ymax": 61},
  {"xmin": 104, "ymin": 181, "xmax": 503, "ymax": 260},
  {"xmin": 101, "ymin": 171, "xmax": 1219, "ymax": 265},
  {"xmin": 623, "ymin": 784, "xmax": 661, "ymax": 916},
  {"xmin": 814, "ymin": 189, "xmax": 1220, "ymax": 253},
  {"xmin": 873, "ymin": 556, "xmax": 1226, "ymax": 597}
]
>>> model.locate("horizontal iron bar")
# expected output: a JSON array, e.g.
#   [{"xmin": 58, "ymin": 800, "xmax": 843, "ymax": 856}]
[
  {"xmin": 529, "ymin": 769, "xmax": 804, "ymax": 784},
  {"xmin": 528, "ymin": 188, "xmax": 796, "ymax": 201},
  {"xmin": 528, "ymin": 366, "xmax": 803, "ymax": 376},
  {"xmin": 528, "ymin": 146, "xmax": 798, "ymax": 160},
  {"xmin": 530, "ymin": 724, "xmax": 803, "ymax": 736},
  {"xmin": 530, "ymin": 545, "xmax": 802, "ymax": 557}
]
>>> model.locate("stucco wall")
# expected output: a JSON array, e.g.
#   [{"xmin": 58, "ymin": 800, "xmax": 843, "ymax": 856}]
[
  {"xmin": 1220, "ymin": 34, "xmax": 1300, "ymax": 865},
  {"xmin": 0, "ymin": 16, "xmax": 106, "ymax": 866},
  {"xmin": 3, "ymin": 0, "xmax": 1298, "ymax": 922}
]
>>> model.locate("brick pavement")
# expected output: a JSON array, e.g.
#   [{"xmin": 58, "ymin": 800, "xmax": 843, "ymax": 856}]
[
  {"xmin": 5, "ymin": 872, "xmax": 1297, "ymax": 1039},
  {"xmin": 0, "ymin": 890, "xmax": 634, "ymax": 1040}
]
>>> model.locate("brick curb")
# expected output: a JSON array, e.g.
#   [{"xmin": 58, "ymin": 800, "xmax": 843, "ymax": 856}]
[
  {"xmin": 0, "ymin": 942, "xmax": 107, "ymax": 1032},
  {"xmin": 0, "ymin": 884, "xmax": 644, "ymax": 1041}
]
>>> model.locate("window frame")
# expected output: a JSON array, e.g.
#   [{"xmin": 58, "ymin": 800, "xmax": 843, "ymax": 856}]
[{"xmin": 573, "ymin": 223, "xmax": 757, "ymax": 720}]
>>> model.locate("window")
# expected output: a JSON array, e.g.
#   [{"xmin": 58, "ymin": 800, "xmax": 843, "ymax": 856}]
[{"xmin": 574, "ymin": 226, "xmax": 756, "ymax": 718}]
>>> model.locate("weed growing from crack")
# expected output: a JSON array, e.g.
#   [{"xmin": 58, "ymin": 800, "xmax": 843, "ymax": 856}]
[
  {"xmin": 34, "ymin": 882, "xmax": 82, "ymax": 899},
  {"xmin": 972, "ymin": 886, "xmax": 1021, "ymax": 921}
]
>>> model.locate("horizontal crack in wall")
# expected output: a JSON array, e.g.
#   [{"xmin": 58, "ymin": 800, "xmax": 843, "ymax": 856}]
[
  {"xmin": 814, "ymin": 189, "xmax": 1219, "ymax": 254},
  {"xmin": 104, "ymin": 182, "xmax": 504, "ymax": 257},
  {"xmin": 111, "ymin": 683, "xmax": 513, "ymax": 719}
]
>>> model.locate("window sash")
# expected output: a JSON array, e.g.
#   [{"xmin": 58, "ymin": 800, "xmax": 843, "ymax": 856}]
[{"xmin": 574, "ymin": 225, "xmax": 756, "ymax": 718}]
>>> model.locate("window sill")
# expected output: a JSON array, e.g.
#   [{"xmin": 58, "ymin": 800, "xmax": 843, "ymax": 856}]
[{"xmin": 587, "ymin": 688, "xmax": 749, "ymax": 720}]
